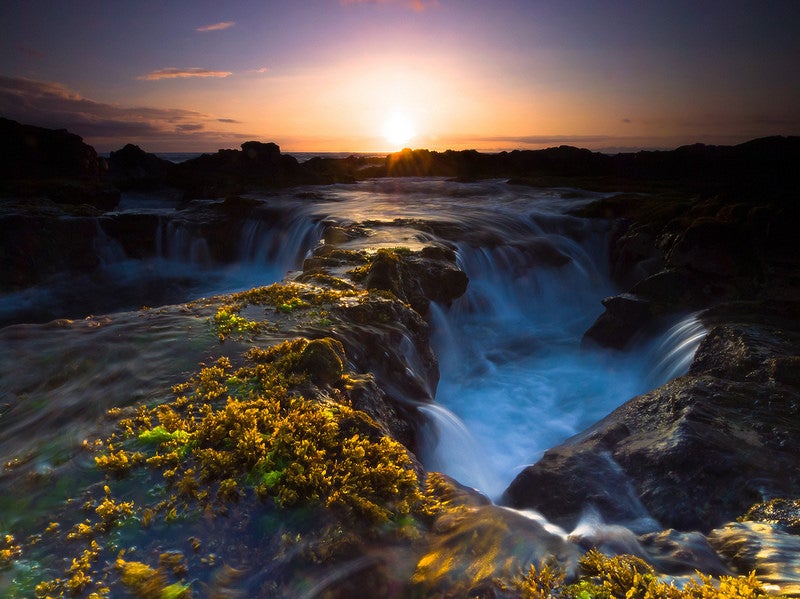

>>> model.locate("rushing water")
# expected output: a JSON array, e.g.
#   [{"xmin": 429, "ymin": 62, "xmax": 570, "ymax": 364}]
[
  {"xmin": 290, "ymin": 178, "xmax": 704, "ymax": 500},
  {"xmin": 1, "ymin": 179, "xmax": 707, "ymax": 500},
  {"xmin": 1, "ymin": 179, "xmax": 716, "ymax": 594}
]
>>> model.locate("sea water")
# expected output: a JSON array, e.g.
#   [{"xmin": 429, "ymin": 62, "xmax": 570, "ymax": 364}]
[{"xmin": 1, "ymin": 178, "xmax": 705, "ymax": 501}]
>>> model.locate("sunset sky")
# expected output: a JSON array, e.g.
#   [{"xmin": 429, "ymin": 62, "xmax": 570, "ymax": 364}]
[{"xmin": 1, "ymin": 1, "xmax": 798, "ymax": 153}]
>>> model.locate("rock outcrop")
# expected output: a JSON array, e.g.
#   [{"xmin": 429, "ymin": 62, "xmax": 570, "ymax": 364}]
[
  {"xmin": 107, "ymin": 143, "xmax": 173, "ymax": 190},
  {"xmin": 167, "ymin": 141, "xmax": 319, "ymax": 198},
  {"xmin": 505, "ymin": 179, "xmax": 800, "ymax": 536},
  {"xmin": 504, "ymin": 305, "xmax": 800, "ymax": 532},
  {"xmin": 580, "ymin": 191, "xmax": 799, "ymax": 350},
  {"xmin": 0, "ymin": 117, "xmax": 119, "ymax": 209}
]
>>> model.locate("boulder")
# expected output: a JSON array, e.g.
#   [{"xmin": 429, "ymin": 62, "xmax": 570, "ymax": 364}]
[
  {"xmin": 582, "ymin": 293, "xmax": 653, "ymax": 350},
  {"xmin": 296, "ymin": 337, "xmax": 346, "ymax": 386},
  {"xmin": 503, "ymin": 310, "xmax": 800, "ymax": 533},
  {"xmin": 108, "ymin": 143, "xmax": 172, "ymax": 190}
]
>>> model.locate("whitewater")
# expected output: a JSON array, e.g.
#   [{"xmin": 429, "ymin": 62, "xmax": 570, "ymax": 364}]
[{"xmin": 0, "ymin": 178, "xmax": 707, "ymax": 514}]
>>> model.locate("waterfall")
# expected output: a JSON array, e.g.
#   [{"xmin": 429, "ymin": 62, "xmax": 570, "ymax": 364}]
[
  {"xmin": 1, "ymin": 201, "xmax": 322, "ymax": 325},
  {"xmin": 417, "ymin": 403, "xmax": 504, "ymax": 494},
  {"xmin": 91, "ymin": 220, "xmax": 127, "ymax": 266},
  {"xmin": 154, "ymin": 218, "xmax": 213, "ymax": 266},
  {"xmin": 231, "ymin": 214, "xmax": 324, "ymax": 287},
  {"xmin": 423, "ymin": 214, "xmax": 707, "ymax": 501},
  {"xmin": 641, "ymin": 313, "xmax": 707, "ymax": 387}
]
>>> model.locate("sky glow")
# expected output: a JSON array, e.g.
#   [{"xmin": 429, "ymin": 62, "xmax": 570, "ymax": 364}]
[{"xmin": 1, "ymin": 1, "xmax": 798, "ymax": 153}]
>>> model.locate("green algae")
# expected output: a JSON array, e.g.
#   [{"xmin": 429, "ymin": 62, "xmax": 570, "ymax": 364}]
[
  {"xmin": 209, "ymin": 282, "xmax": 365, "ymax": 341},
  {"xmin": 13, "ymin": 334, "xmax": 438, "ymax": 597},
  {"xmin": 138, "ymin": 427, "xmax": 190, "ymax": 445}
]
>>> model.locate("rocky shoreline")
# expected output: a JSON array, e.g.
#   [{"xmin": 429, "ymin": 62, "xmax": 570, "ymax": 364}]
[{"xmin": 2, "ymin": 117, "xmax": 800, "ymax": 596}]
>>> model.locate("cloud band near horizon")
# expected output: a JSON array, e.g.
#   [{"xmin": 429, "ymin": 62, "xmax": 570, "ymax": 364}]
[
  {"xmin": 0, "ymin": 75, "xmax": 250, "ymax": 151},
  {"xmin": 138, "ymin": 68, "xmax": 233, "ymax": 81}
]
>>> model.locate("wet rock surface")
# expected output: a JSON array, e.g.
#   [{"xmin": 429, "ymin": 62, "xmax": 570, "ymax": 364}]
[
  {"xmin": 506, "ymin": 174, "xmax": 800, "ymax": 568},
  {"xmin": 3, "ymin": 119, "xmax": 800, "ymax": 596}
]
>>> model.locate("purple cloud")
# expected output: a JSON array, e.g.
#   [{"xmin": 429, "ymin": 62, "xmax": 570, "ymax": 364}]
[{"xmin": 0, "ymin": 75, "xmax": 251, "ymax": 151}]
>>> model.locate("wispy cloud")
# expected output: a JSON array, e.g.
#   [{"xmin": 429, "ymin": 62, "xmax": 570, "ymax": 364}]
[
  {"xmin": 478, "ymin": 134, "xmax": 616, "ymax": 146},
  {"xmin": 0, "ymin": 75, "xmax": 251, "ymax": 151},
  {"xmin": 138, "ymin": 68, "xmax": 233, "ymax": 81},
  {"xmin": 340, "ymin": 0, "xmax": 438, "ymax": 12},
  {"xmin": 196, "ymin": 21, "xmax": 235, "ymax": 32}
]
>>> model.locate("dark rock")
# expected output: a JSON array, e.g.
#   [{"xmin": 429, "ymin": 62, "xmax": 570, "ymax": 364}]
[
  {"xmin": 630, "ymin": 269, "xmax": 718, "ymax": 310},
  {"xmin": 334, "ymin": 296, "xmax": 439, "ymax": 402},
  {"xmin": 296, "ymin": 337, "xmax": 346, "ymax": 386},
  {"xmin": 504, "ymin": 449, "xmax": 659, "ymax": 534},
  {"xmin": 301, "ymin": 154, "xmax": 387, "ymax": 182},
  {"xmin": 108, "ymin": 143, "xmax": 172, "ymax": 190},
  {"xmin": 0, "ymin": 117, "xmax": 103, "ymax": 180},
  {"xmin": 0, "ymin": 117, "xmax": 119, "ymax": 210},
  {"xmin": 344, "ymin": 246, "xmax": 468, "ymax": 316},
  {"xmin": 167, "ymin": 141, "xmax": 318, "ymax": 198},
  {"xmin": 666, "ymin": 218, "xmax": 756, "ymax": 279},
  {"xmin": 582, "ymin": 293, "xmax": 653, "ymax": 350},
  {"xmin": 503, "ymin": 314, "xmax": 800, "ymax": 533},
  {"xmin": 0, "ymin": 213, "xmax": 103, "ymax": 290},
  {"xmin": 343, "ymin": 374, "xmax": 421, "ymax": 452},
  {"xmin": 363, "ymin": 251, "xmax": 402, "ymax": 297}
]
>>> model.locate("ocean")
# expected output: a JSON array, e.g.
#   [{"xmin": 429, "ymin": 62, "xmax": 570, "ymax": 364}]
[{"xmin": 151, "ymin": 151, "xmax": 386, "ymax": 163}]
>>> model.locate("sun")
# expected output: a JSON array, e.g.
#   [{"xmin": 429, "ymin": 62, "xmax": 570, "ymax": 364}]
[{"xmin": 382, "ymin": 112, "xmax": 416, "ymax": 148}]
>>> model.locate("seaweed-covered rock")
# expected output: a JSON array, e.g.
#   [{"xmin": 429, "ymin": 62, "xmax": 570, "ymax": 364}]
[
  {"xmin": 740, "ymin": 498, "xmax": 800, "ymax": 535},
  {"xmin": 296, "ymin": 337, "xmax": 346, "ymax": 385}
]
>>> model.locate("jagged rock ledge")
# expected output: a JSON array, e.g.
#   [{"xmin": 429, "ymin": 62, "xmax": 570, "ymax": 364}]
[
  {"xmin": 3, "ymin": 116, "xmax": 799, "ymax": 205},
  {"xmin": 501, "ymin": 182, "xmax": 800, "ymax": 593}
]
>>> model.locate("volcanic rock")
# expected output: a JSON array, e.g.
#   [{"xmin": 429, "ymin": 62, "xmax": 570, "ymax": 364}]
[
  {"xmin": 0, "ymin": 117, "xmax": 119, "ymax": 210},
  {"xmin": 167, "ymin": 141, "xmax": 317, "ymax": 198},
  {"xmin": 503, "ymin": 306, "xmax": 800, "ymax": 533},
  {"xmin": 108, "ymin": 143, "xmax": 172, "ymax": 190}
]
